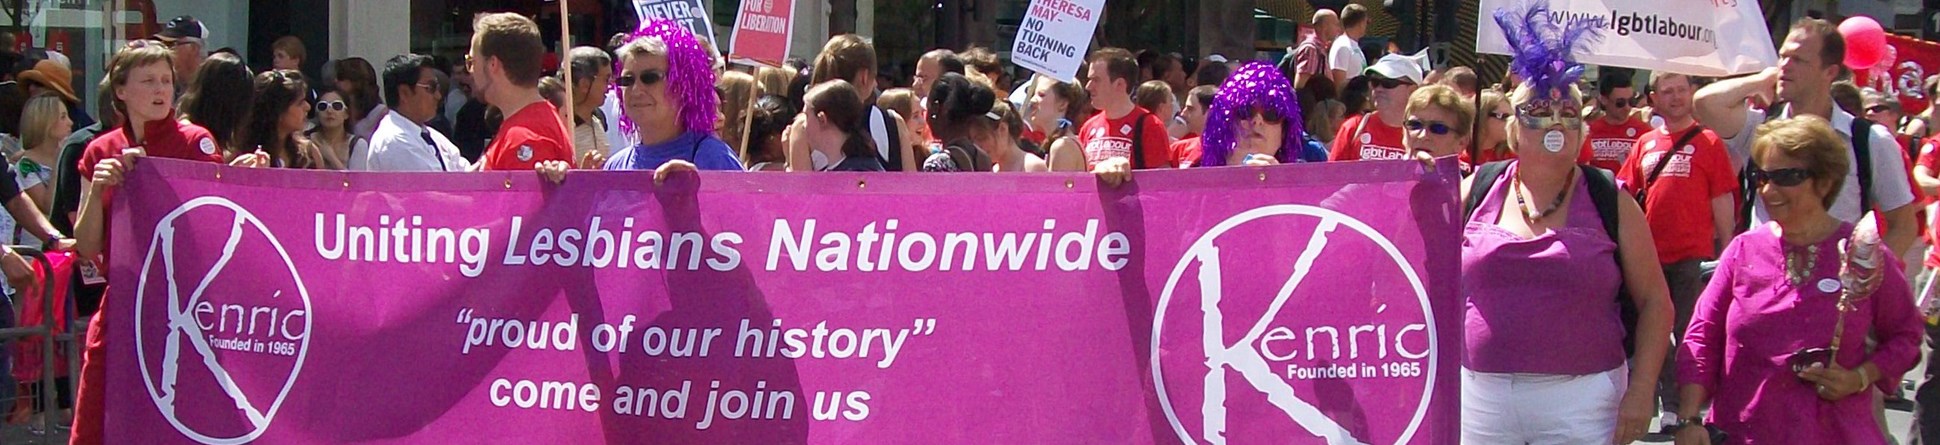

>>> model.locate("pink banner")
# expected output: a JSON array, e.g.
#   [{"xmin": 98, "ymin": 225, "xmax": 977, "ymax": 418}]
[
  {"xmin": 729, "ymin": 0, "xmax": 793, "ymax": 67},
  {"xmin": 105, "ymin": 159, "xmax": 1460, "ymax": 443}
]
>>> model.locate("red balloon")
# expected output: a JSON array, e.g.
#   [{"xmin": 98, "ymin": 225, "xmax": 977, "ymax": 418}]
[{"xmin": 1841, "ymin": 16, "xmax": 1888, "ymax": 70}]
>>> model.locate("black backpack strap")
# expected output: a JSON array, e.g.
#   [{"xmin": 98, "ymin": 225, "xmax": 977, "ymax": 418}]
[
  {"xmin": 1581, "ymin": 164, "xmax": 1643, "ymax": 357},
  {"xmin": 1852, "ymin": 117, "xmax": 1875, "ymax": 214},
  {"xmin": 1463, "ymin": 160, "xmax": 1511, "ymax": 221},
  {"xmin": 1635, "ymin": 127, "xmax": 1706, "ymax": 210},
  {"xmin": 1130, "ymin": 111, "xmax": 1149, "ymax": 169}
]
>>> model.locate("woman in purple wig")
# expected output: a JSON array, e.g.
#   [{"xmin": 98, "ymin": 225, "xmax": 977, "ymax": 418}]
[
  {"xmin": 1193, "ymin": 62, "xmax": 1321, "ymax": 167},
  {"xmin": 599, "ymin": 18, "xmax": 739, "ymax": 179},
  {"xmin": 1459, "ymin": 1, "xmax": 1672, "ymax": 443}
]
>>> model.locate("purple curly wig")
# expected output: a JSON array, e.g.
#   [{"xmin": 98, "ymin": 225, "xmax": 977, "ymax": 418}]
[
  {"xmin": 1494, "ymin": 0, "xmax": 1603, "ymax": 104},
  {"xmin": 614, "ymin": 18, "xmax": 719, "ymax": 137},
  {"xmin": 1200, "ymin": 62, "xmax": 1305, "ymax": 167}
]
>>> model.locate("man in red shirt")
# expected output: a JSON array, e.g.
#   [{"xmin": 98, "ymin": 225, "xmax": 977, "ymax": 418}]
[
  {"xmin": 469, "ymin": 13, "xmax": 573, "ymax": 171},
  {"xmin": 1079, "ymin": 47, "xmax": 1173, "ymax": 171},
  {"xmin": 1585, "ymin": 72, "xmax": 1654, "ymax": 172},
  {"xmin": 1170, "ymin": 85, "xmax": 1216, "ymax": 166},
  {"xmin": 1613, "ymin": 71, "xmax": 1735, "ymax": 423},
  {"xmin": 1330, "ymin": 52, "xmax": 1422, "ymax": 161}
]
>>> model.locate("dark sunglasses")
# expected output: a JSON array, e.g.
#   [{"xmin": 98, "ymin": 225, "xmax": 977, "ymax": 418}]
[
  {"xmin": 1247, "ymin": 106, "xmax": 1285, "ymax": 124},
  {"xmin": 616, "ymin": 71, "xmax": 666, "ymax": 88},
  {"xmin": 1405, "ymin": 119, "xmax": 1454, "ymax": 135},
  {"xmin": 315, "ymin": 100, "xmax": 346, "ymax": 111},
  {"xmin": 1371, "ymin": 76, "xmax": 1414, "ymax": 90},
  {"xmin": 1749, "ymin": 167, "xmax": 1813, "ymax": 187},
  {"xmin": 1608, "ymin": 97, "xmax": 1641, "ymax": 108}
]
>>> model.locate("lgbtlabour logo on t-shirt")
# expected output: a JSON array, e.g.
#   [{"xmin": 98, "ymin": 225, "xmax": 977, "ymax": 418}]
[
  {"xmin": 1085, "ymin": 128, "xmax": 1135, "ymax": 164},
  {"xmin": 1153, "ymin": 205, "xmax": 1436, "ymax": 444},
  {"xmin": 1639, "ymin": 140, "xmax": 1695, "ymax": 178}
]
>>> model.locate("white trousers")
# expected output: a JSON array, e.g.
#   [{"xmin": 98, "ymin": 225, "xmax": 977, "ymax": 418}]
[{"xmin": 1461, "ymin": 366, "xmax": 1626, "ymax": 445}]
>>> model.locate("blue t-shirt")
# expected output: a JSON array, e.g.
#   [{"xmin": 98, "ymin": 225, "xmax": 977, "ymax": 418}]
[{"xmin": 602, "ymin": 131, "xmax": 741, "ymax": 171}]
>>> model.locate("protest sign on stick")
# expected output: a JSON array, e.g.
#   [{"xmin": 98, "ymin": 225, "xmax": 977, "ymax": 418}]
[
  {"xmin": 634, "ymin": 0, "xmax": 718, "ymax": 47},
  {"xmin": 729, "ymin": 0, "xmax": 794, "ymax": 68},
  {"xmin": 1011, "ymin": 0, "xmax": 1104, "ymax": 83}
]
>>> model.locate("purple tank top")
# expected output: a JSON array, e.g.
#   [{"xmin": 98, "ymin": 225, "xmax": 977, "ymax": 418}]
[{"xmin": 1462, "ymin": 162, "xmax": 1626, "ymax": 375}]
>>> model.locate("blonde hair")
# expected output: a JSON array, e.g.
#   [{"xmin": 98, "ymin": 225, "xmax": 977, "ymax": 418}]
[
  {"xmin": 717, "ymin": 71, "xmax": 756, "ymax": 152},
  {"xmin": 19, "ymin": 93, "xmax": 65, "ymax": 147},
  {"xmin": 1751, "ymin": 115, "xmax": 1850, "ymax": 210},
  {"xmin": 877, "ymin": 88, "xmax": 919, "ymax": 125},
  {"xmin": 616, "ymin": 35, "xmax": 668, "ymax": 67},
  {"xmin": 1405, "ymin": 84, "xmax": 1475, "ymax": 137},
  {"xmin": 1505, "ymin": 82, "xmax": 1587, "ymax": 153},
  {"xmin": 754, "ymin": 66, "xmax": 793, "ymax": 96}
]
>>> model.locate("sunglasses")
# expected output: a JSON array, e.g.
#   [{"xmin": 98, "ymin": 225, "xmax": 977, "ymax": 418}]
[
  {"xmin": 315, "ymin": 100, "xmax": 346, "ymax": 111},
  {"xmin": 1607, "ymin": 97, "xmax": 1641, "ymax": 108},
  {"xmin": 1516, "ymin": 102, "xmax": 1584, "ymax": 130},
  {"xmin": 1246, "ymin": 106, "xmax": 1285, "ymax": 124},
  {"xmin": 1865, "ymin": 105, "xmax": 1893, "ymax": 114},
  {"xmin": 1405, "ymin": 119, "xmax": 1454, "ymax": 135},
  {"xmin": 616, "ymin": 71, "xmax": 666, "ymax": 88},
  {"xmin": 1371, "ymin": 76, "xmax": 1415, "ymax": 90},
  {"xmin": 1749, "ymin": 167, "xmax": 1813, "ymax": 187}
]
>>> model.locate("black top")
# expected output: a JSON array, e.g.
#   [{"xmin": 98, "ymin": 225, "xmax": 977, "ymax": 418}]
[{"xmin": 52, "ymin": 121, "xmax": 102, "ymax": 234}]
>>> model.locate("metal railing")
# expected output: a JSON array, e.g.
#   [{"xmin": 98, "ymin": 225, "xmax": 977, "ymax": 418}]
[{"xmin": 0, "ymin": 247, "xmax": 78, "ymax": 438}]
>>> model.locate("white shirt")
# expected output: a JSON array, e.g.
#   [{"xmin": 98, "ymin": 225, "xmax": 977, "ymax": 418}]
[
  {"xmin": 1328, "ymin": 35, "xmax": 1366, "ymax": 79},
  {"xmin": 1725, "ymin": 105, "xmax": 1915, "ymax": 225},
  {"xmin": 600, "ymin": 90, "xmax": 635, "ymax": 150},
  {"xmin": 367, "ymin": 111, "xmax": 472, "ymax": 172}
]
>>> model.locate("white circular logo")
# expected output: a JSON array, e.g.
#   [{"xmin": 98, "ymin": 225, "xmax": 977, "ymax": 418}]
[
  {"xmin": 1359, "ymin": 132, "xmax": 1372, "ymax": 144},
  {"xmin": 1542, "ymin": 130, "xmax": 1567, "ymax": 153},
  {"xmin": 516, "ymin": 145, "xmax": 534, "ymax": 162},
  {"xmin": 1626, "ymin": 128, "xmax": 1637, "ymax": 137},
  {"xmin": 198, "ymin": 137, "xmax": 217, "ymax": 156},
  {"xmin": 135, "ymin": 197, "xmax": 312, "ymax": 444},
  {"xmin": 1818, "ymin": 278, "xmax": 1842, "ymax": 293},
  {"xmin": 1152, "ymin": 205, "xmax": 1436, "ymax": 444}
]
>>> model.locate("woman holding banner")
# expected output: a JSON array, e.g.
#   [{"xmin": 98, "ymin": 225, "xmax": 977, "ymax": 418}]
[
  {"xmin": 1672, "ymin": 116, "xmax": 1922, "ymax": 445},
  {"xmin": 1459, "ymin": 3, "xmax": 1672, "ymax": 443},
  {"xmin": 71, "ymin": 39, "xmax": 240, "ymax": 445}
]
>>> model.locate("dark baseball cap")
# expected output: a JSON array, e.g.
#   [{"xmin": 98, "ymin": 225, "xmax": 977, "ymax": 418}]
[{"xmin": 154, "ymin": 16, "xmax": 207, "ymax": 42}]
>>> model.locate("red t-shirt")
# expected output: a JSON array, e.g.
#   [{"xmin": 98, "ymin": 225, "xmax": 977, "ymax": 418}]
[
  {"xmin": 482, "ymin": 100, "xmax": 574, "ymax": 171},
  {"xmin": 1584, "ymin": 116, "xmax": 1654, "ymax": 172},
  {"xmin": 1329, "ymin": 112, "xmax": 1407, "ymax": 161},
  {"xmin": 77, "ymin": 117, "xmax": 225, "ymax": 268},
  {"xmin": 71, "ymin": 116, "xmax": 225, "ymax": 445},
  {"xmin": 1078, "ymin": 106, "xmax": 1174, "ymax": 170},
  {"xmin": 1614, "ymin": 125, "xmax": 1735, "ymax": 264},
  {"xmin": 1171, "ymin": 137, "xmax": 1202, "ymax": 167}
]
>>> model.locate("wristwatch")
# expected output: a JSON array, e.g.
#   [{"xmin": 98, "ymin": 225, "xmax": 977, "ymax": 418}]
[{"xmin": 1666, "ymin": 415, "xmax": 1706, "ymax": 430}]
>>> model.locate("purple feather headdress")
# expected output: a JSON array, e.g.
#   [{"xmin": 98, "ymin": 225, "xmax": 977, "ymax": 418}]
[
  {"xmin": 1200, "ymin": 62, "xmax": 1305, "ymax": 167},
  {"xmin": 1494, "ymin": 0, "xmax": 1604, "ymax": 104},
  {"xmin": 615, "ymin": 19, "xmax": 719, "ymax": 137}
]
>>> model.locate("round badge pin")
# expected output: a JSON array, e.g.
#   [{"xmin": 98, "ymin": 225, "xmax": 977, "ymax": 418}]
[
  {"xmin": 1542, "ymin": 130, "xmax": 1567, "ymax": 153},
  {"xmin": 1817, "ymin": 278, "xmax": 1841, "ymax": 293}
]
